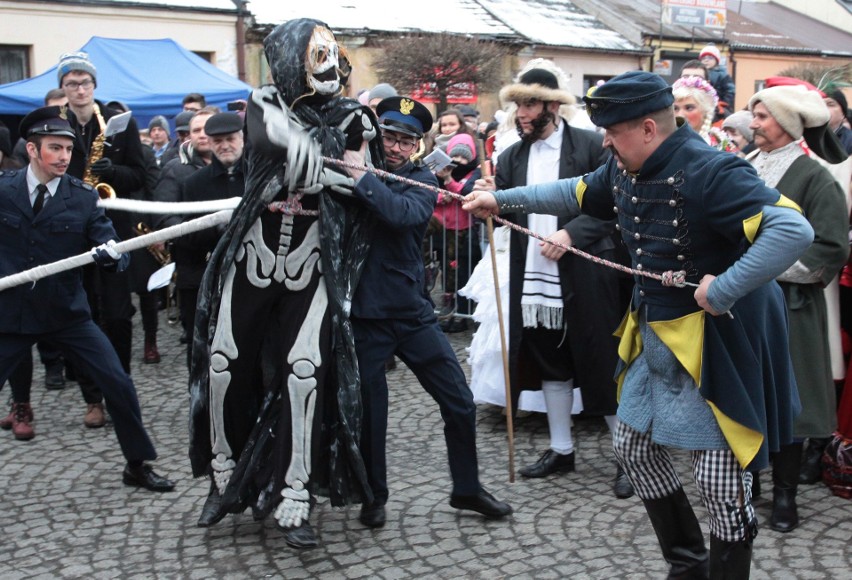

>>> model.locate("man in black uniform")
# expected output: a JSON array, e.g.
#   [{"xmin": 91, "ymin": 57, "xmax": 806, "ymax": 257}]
[
  {"xmin": 58, "ymin": 51, "xmax": 147, "ymax": 428},
  {"xmin": 0, "ymin": 106, "xmax": 173, "ymax": 491},
  {"xmin": 174, "ymin": 112, "xmax": 245, "ymax": 370},
  {"xmin": 342, "ymin": 96, "xmax": 512, "ymax": 528}
]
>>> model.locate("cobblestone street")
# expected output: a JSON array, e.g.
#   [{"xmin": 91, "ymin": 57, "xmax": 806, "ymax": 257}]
[{"xmin": 1, "ymin": 311, "xmax": 850, "ymax": 579}]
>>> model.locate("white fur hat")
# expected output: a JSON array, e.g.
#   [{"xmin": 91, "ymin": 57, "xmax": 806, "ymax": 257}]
[{"xmin": 748, "ymin": 85, "xmax": 829, "ymax": 140}]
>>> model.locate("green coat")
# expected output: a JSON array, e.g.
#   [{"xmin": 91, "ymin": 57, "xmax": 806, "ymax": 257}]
[{"xmin": 776, "ymin": 155, "xmax": 849, "ymax": 438}]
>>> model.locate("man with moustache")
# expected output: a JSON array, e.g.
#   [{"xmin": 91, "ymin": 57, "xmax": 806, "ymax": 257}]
[
  {"xmin": 464, "ymin": 71, "xmax": 813, "ymax": 578},
  {"xmin": 747, "ymin": 84, "xmax": 849, "ymax": 533},
  {"xmin": 478, "ymin": 65, "xmax": 632, "ymax": 498},
  {"xmin": 0, "ymin": 106, "xmax": 174, "ymax": 491},
  {"xmin": 342, "ymin": 96, "xmax": 513, "ymax": 529}
]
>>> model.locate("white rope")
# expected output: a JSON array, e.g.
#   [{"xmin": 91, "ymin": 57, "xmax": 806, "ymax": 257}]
[
  {"xmin": 97, "ymin": 197, "xmax": 242, "ymax": 214},
  {"xmin": 0, "ymin": 210, "xmax": 232, "ymax": 292}
]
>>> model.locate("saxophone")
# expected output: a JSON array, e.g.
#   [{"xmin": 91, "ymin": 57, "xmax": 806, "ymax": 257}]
[
  {"xmin": 82, "ymin": 103, "xmax": 117, "ymax": 199},
  {"xmin": 134, "ymin": 222, "xmax": 172, "ymax": 266}
]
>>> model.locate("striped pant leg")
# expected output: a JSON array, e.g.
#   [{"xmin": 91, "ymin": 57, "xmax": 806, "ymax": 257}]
[
  {"xmin": 691, "ymin": 449, "xmax": 758, "ymax": 542},
  {"xmin": 612, "ymin": 420, "xmax": 682, "ymax": 499}
]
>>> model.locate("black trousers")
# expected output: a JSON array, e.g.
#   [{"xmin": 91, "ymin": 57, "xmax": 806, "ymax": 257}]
[
  {"xmin": 353, "ymin": 316, "xmax": 481, "ymax": 505},
  {"xmin": 0, "ymin": 320, "xmax": 156, "ymax": 462}
]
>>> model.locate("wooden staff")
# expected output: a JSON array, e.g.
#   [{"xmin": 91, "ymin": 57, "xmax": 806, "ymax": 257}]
[{"xmin": 476, "ymin": 140, "xmax": 515, "ymax": 483}]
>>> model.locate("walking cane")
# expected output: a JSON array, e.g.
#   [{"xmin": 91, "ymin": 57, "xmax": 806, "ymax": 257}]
[{"xmin": 476, "ymin": 140, "xmax": 515, "ymax": 483}]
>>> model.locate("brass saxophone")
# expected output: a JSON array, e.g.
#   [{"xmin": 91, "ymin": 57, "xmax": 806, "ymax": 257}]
[
  {"xmin": 134, "ymin": 222, "xmax": 172, "ymax": 266},
  {"xmin": 82, "ymin": 103, "xmax": 117, "ymax": 199}
]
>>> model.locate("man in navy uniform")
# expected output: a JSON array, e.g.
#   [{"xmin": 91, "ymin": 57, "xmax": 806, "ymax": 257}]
[
  {"xmin": 342, "ymin": 96, "xmax": 512, "ymax": 528},
  {"xmin": 0, "ymin": 106, "xmax": 173, "ymax": 491}
]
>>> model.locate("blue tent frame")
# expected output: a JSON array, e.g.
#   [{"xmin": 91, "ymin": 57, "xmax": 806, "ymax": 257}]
[{"xmin": 0, "ymin": 36, "xmax": 252, "ymax": 132}]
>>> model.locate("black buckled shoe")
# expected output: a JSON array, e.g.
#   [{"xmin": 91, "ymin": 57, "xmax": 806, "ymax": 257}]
[
  {"xmin": 278, "ymin": 520, "xmax": 319, "ymax": 549},
  {"xmin": 197, "ymin": 481, "xmax": 225, "ymax": 527},
  {"xmin": 613, "ymin": 465, "xmax": 635, "ymax": 499},
  {"xmin": 519, "ymin": 449, "xmax": 575, "ymax": 478},
  {"xmin": 359, "ymin": 503, "xmax": 386, "ymax": 528},
  {"xmin": 123, "ymin": 463, "xmax": 175, "ymax": 492},
  {"xmin": 450, "ymin": 489, "xmax": 512, "ymax": 519}
]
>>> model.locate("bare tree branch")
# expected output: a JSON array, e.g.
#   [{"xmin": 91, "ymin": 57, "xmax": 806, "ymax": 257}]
[{"xmin": 373, "ymin": 33, "xmax": 511, "ymax": 112}]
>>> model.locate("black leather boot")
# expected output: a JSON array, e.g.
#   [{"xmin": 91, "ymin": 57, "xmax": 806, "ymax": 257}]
[
  {"xmin": 770, "ymin": 442, "xmax": 802, "ymax": 533},
  {"xmin": 799, "ymin": 437, "xmax": 830, "ymax": 484},
  {"xmin": 709, "ymin": 535, "xmax": 752, "ymax": 580},
  {"xmin": 197, "ymin": 479, "xmax": 224, "ymax": 527},
  {"xmin": 641, "ymin": 488, "xmax": 709, "ymax": 579}
]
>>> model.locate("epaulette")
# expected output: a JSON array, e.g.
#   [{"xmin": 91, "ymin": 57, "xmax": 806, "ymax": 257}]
[
  {"xmin": 68, "ymin": 176, "xmax": 94, "ymax": 191},
  {"xmin": 0, "ymin": 170, "xmax": 18, "ymax": 178}
]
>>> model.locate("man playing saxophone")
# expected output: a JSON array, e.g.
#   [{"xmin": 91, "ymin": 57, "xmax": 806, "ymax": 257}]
[{"xmin": 58, "ymin": 52, "xmax": 147, "ymax": 429}]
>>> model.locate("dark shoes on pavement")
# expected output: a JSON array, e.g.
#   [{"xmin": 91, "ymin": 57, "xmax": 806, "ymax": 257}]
[
  {"xmin": 359, "ymin": 503, "xmax": 387, "ymax": 528},
  {"xmin": 197, "ymin": 481, "xmax": 225, "ymax": 527},
  {"xmin": 519, "ymin": 449, "xmax": 575, "ymax": 478},
  {"xmin": 278, "ymin": 520, "xmax": 318, "ymax": 549},
  {"xmin": 144, "ymin": 335, "xmax": 161, "ymax": 364},
  {"xmin": 613, "ymin": 465, "xmax": 635, "ymax": 499},
  {"xmin": 84, "ymin": 403, "xmax": 106, "ymax": 428},
  {"xmin": 123, "ymin": 463, "xmax": 175, "ymax": 492},
  {"xmin": 450, "ymin": 489, "xmax": 512, "ymax": 519},
  {"xmin": 44, "ymin": 362, "xmax": 66, "ymax": 390}
]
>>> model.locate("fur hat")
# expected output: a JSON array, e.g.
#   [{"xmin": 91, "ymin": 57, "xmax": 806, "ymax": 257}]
[
  {"xmin": 57, "ymin": 51, "xmax": 97, "ymax": 87},
  {"xmin": 500, "ymin": 63, "xmax": 575, "ymax": 106},
  {"xmin": 447, "ymin": 133, "xmax": 476, "ymax": 162},
  {"xmin": 699, "ymin": 44, "xmax": 721, "ymax": 65},
  {"xmin": 722, "ymin": 110, "xmax": 754, "ymax": 142},
  {"xmin": 749, "ymin": 85, "xmax": 829, "ymax": 140}
]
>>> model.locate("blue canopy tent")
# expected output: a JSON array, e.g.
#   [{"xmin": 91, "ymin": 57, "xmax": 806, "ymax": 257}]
[{"xmin": 0, "ymin": 36, "xmax": 252, "ymax": 135}]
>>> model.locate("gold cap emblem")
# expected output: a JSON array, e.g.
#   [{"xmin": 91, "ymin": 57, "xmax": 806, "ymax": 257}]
[
  {"xmin": 399, "ymin": 98, "xmax": 414, "ymax": 115},
  {"xmin": 59, "ymin": 105, "xmax": 68, "ymax": 120}
]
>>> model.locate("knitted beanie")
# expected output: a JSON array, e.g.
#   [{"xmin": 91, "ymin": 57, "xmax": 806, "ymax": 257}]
[
  {"xmin": 749, "ymin": 85, "xmax": 829, "ymax": 140},
  {"xmin": 57, "ymin": 51, "xmax": 97, "ymax": 87},
  {"xmin": 369, "ymin": 83, "xmax": 397, "ymax": 102},
  {"xmin": 148, "ymin": 115, "xmax": 170, "ymax": 134},
  {"xmin": 447, "ymin": 133, "xmax": 476, "ymax": 162},
  {"xmin": 699, "ymin": 44, "xmax": 721, "ymax": 65},
  {"xmin": 722, "ymin": 110, "xmax": 754, "ymax": 142},
  {"xmin": 827, "ymin": 90, "xmax": 849, "ymax": 119}
]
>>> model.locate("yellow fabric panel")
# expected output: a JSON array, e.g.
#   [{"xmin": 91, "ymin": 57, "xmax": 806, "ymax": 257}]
[
  {"xmin": 576, "ymin": 178, "xmax": 587, "ymax": 209},
  {"xmin": 774, "ymin": 194, "xmax": 803, "ymax": 213},
  {"xmin": 614, "ymin": 309, "xmax": 642, "ymax": 398},
  {"xmin": 648, "ymin": 310, "xmax": 705, "ymax": 387},
  {"xmin": 706, "ymin": 400, "xmax": 764, "ymax": 469},
  {"xmin": 743, "ymin": 212, "xmax": 762, "ymax": 244}
]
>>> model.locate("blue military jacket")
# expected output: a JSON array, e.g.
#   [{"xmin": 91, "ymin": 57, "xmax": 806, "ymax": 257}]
[
  {"xmin": 0, "ymin": 169, "xmax": 123, "ymax": 333},
  {"xmin": 351, "ymin": 161, "xmax": 437, "ymax": 320}
]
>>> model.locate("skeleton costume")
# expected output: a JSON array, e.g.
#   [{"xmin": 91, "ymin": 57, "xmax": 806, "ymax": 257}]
[{"xmin": 188, "ymin": 19, "xmax": 383, "ymax": 547}]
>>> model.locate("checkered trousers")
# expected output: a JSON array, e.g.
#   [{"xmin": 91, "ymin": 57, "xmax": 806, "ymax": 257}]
[{"xmin": 613, "ymin": 420, "xmax": 757, "ymax": 542}]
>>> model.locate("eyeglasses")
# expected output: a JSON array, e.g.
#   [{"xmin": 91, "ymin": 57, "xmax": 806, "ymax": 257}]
[
  {"xmin": 382, "ymin": 133, "xmax": 418, "ymax": 153},
  {"xmin": 63, "ymin": 79, "xmax": 94, "ymax": 90}
]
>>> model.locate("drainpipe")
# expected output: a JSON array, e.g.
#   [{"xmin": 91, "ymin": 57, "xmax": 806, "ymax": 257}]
[{"xmin": 232, "ymin": 0, "xmax": 247, "ymax": 82}]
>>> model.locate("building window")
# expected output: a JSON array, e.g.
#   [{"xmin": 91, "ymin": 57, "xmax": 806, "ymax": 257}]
[{"xmin": 0, "ymin": 45, "xmax": 29, "ymax": 84}]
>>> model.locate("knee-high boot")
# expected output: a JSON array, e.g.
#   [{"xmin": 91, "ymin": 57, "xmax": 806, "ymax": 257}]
[
  {"xmin": 770, "ymin": 442, "xmax": 802, "ymax": 533},
  {"xmin": 709, "ymin": 535, "xmax": 752, "ymax": 579},
  {"xmin": 642, "ymin": 488, "xmax": 710, "ymax": 579},
  {"xmin": 799, "ymin": 437, "xmax": 831, "ymax": 484}
]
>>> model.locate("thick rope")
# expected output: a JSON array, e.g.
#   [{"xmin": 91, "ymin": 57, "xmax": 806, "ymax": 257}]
[
  {"xmin": 0, "ymin": 211, "xmax": 232, "ymax": 291},
  {"xmin": 324, "ymin": 157, "xmax": 698, "ymax": 289}
]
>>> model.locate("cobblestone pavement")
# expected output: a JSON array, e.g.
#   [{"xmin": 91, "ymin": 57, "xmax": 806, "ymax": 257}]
[{"xmin": 1, "ymin": 310, "xmax": 850, "ymax": 579}]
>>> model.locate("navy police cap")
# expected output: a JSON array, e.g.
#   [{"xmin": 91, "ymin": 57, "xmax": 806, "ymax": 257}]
[
  {"xmin": 583, "ymin": 71, "xmax": 674, "ymax": 128},
  {"xmin": 19, "ymin": 106, "xmax": 76, "ymax": 140},
  {"xmin": 204, "ymin": 112, "xmax": 243, "ymax": 137},
  {"xmin": 376, "ymin": 96, "xmax": 433, "ymax": 138}
]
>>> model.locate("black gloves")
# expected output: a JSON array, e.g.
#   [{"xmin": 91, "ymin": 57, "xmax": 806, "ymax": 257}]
[{"xmin": 90, "ymin": 157, "xmax": 114, "ymax": 180}]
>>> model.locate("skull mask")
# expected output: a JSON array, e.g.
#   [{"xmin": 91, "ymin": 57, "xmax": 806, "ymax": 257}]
[{"xmin": 306, "ymin": 26, "xmax": 341, "ymax": 96}]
